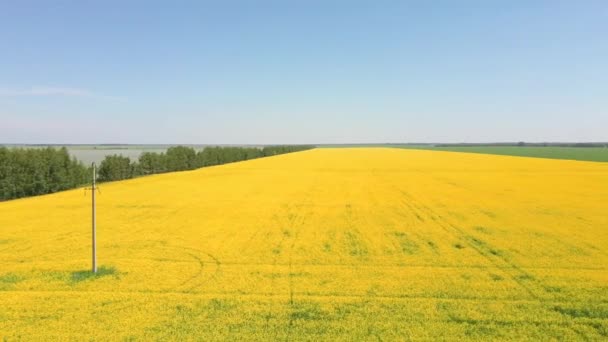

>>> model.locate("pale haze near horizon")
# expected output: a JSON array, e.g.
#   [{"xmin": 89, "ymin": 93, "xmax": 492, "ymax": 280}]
[{"xmin": 1, "ymin": 1, "xmax": 606, "ymax": 144}]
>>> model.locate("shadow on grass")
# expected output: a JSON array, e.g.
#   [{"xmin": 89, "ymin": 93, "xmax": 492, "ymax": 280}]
[{"xmin": 70, "ymin": 266, "xmax": 119, "ymax": 284}]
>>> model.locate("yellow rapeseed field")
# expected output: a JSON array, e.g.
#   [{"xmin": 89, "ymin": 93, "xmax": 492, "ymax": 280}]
[{"xmin": 1, "ymin": 148, "xmax": 607, "ymax": 340}]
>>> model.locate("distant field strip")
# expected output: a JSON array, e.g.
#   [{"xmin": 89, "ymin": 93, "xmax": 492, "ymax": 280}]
[
  {"xmin": 396, "ymin": 145, "xmax": 608, "ymax": 162},
  {"xmin": 1, "ymin": 148, "xmax": 607, "ymax": 340}
]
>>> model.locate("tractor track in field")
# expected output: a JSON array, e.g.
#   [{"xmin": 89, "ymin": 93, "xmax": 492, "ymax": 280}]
[
  {"xmin": 2, "ymin": 288, "xmax": 603, "ymax": 306},
  {"xmin": 105, "ymin": 240, "xmax": 222, "ymax": 293},
  {"xmin": 396, "ymin": 189, "xmax": 544, "ymax": 300},
  {"xmin": 0, "ymin": 235, "xmax": 223, "ymax": 293},
  {"xmin": 388, "ymin": 190, "xmax": 608, "ymax": 338},
  {"xmin": 173, "ymin": 246, "xmax": 221, "ymax": 293},
  {"xmin": 260, "ymin": 200, "xmax": 300, "ymax": 340},
  {"xmin": 392, "ymin": 182, "xmax": 606, "ymax": 337},
  {"xmin": 187, "ymin": 261, "xmax": 606, "ymax": 271},
  {"xmin": 261, "ymin": 207, "xmax": 290, "ymax": 339},
  {"xmin": 282, "ymin": 210, "xmax": 300, "ymax": 342},
  {"xmin": 267, "ymin": 204, "xmax": 302, "ymax": 341},
  {"xmin": 282, "ymin": 180, "xmax": 320, "ymax": 342},
  {"xmin": 257, "ymin": 180, "xmax": 318, "ymax": 341},
  {"xmin": 1, "ymin": 257, "xmax": 603, "ymax": 272}
]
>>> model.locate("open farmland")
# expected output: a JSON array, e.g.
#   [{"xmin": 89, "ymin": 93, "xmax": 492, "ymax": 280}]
[
  {"xmin": 1, "ymin": 148, "xmax": 607, "ymax": 340},
  {"xmin": 400, "ymin": 146, "xmax": 608, "ymax": 163}
]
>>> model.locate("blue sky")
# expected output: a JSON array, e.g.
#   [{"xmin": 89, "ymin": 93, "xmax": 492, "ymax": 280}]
[{"xmin": 1, "ymin": 1, "xmax": 606, "ymax": 144}]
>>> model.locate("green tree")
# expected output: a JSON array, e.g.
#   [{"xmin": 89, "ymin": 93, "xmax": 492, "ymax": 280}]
[
  {"xmin": 0, "ymin": 147, "xmax": 89, "ymax": 201},
  {"xmin": 98, "ymin": 155, "xmax": 133, "ymax": 181},
  {"xmin": 139, "ymin": 152, "xmax": 166, "ymax": 174},
  {"xmin": 165, "ymin": 146, "xmax": 196, "ymax": 171}
]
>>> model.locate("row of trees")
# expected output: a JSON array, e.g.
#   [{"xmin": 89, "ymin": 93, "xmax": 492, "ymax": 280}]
[
  {"xmin": 97, "ymin": 145, "xmax": 314, "ymax": 181},
  {"xmin": 0, "ymin": 147, "xmax": 90, "ymax": 201},
  {"xmin": 0, "ymin": 145, "xmax": 314, "ymax": 201}
]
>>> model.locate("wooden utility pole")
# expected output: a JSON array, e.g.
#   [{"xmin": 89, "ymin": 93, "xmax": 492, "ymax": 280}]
[{"xmin": 91, "ymin": 162, "xmax": 97, "ymax": 273}]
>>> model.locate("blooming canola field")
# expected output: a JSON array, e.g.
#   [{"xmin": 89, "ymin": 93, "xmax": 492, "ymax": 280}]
[{"xmin": 1, "ymin": 148, "xmax": 607, "ymax": 340}]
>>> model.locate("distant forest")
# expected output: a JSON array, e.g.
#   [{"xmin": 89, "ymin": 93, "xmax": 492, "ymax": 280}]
[{"xmin": 0, "ymin": 145, "xmax": 314, "ymax": 201}]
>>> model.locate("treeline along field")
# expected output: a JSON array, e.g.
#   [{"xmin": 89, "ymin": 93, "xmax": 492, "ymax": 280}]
[
  {"xmin": 0, "ymin": 147, "xmax": 89, "ymax": 201},
  {"xmin": 97, "ymin": 145, "xmax": 314, "ymax": 181},
  {"xmin": 0, "ymin": 145, "xmax": 313, "ymax": 200}
]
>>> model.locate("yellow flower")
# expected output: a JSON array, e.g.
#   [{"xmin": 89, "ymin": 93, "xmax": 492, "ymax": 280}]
[{"xmin": 1, "ymin": 148, "xmax": 607, "ymax": 340}]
